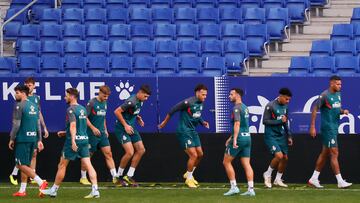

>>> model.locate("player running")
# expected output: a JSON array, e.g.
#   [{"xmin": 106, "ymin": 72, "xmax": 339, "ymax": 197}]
[
  {"xmin": 10, "ymin": 77, "xmax": 49, "ymax": 186},
  {"xmin": 114, "ymin": 85, "xmax": 151, "ymax": 187},
  {"xmin": 308, "ymin": 76, "xmax": 352, "ymax": 189},
  {"xmin": 9, "ymin": 85, "xmax": 48, "ymax": 197},
  {"xmin": 223, "ymin": 88, "xmax": 255, "ymax": 196},
  {"xmin": 79, "ymin": 85, "xmax": 118, "ymax": 185},
  {"xmin": 158, "ymin": 84, "xmax": 210, "ymax": 188},
  {"xmin": 41, "ymin": 88, "xmax": 100, "ymax": 198},
  {"xmin": 262, "ymin": 88, "xmax": 293, "ymax": 188}
]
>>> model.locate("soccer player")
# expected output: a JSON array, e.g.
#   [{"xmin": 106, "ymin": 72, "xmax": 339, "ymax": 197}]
[
  {"xmin": 79, "ymin": 85, "xmax": 118, "ymax": 185},
  {"xmin": 308, "ymin": 76, "xmax": 352, "ymax": 189},
  {"xmin": 9, "ymin": 85, "xmax": 48, "ymax": 197},
  {"xmin": 223, "ymin": 88, "xmax": 255, "ymax": 196},
  {"xmin": 158, "ymin": 84, "xmax": 209, "ymax": 188},
  {"xmin": 114, "ymin": 85, "xmax": 151, "ymax": 187},
  {"xmin": 262, "ymin": 88, "xmax": 293, "ymax": 188},
  {"xmin": 41, "ymin": 88, "xmax": 100, "ymax": 198},
  {"xmin": 10, "ymin": 77, "xmax": 49, "ymax": 186}
]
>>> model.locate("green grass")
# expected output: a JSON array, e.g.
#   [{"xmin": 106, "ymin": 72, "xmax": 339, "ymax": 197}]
[{"xmin": 1, "ymin": 182, "xmax": 360, "ymax": 203}]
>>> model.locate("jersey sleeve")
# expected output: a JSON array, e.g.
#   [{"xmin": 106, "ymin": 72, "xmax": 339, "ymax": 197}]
[
  {"xmin": 316, "ymin": 93, "xmax": 326, "ymax": 109},
  {"xmin": 86, "ymin": 99, "xmax": 95, "ymax": 116},
  {"xmin": 36, "ymin": 95, "xmax": 41, "ymax": 111},
  {"xmin": 67, "ymin": 107, "xmax": 76, "ymax": 123},
  {"xmin": 233, "ymin": 106, "xmax": 241, "ymax": 122},
  {"xmin": 283, "ymin": 107, "xmax": 292, "ymax": 138},
  {"xmin": 120, "ymin": 99, "xmax": 135, "ymax": 112},
  {"xmin": 262, "ymin": 103, "xmax": 282, "ymax": 125},
  {"xmin": 10, "ymin": 102, "xmax": 24, "ymax": 140},
  {"xmin": 168, "ymin": 99, "xmax": 189, "ymax": 116}
]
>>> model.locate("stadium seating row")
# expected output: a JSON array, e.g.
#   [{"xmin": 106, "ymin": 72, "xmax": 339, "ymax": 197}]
[
  {"xmin": 331, "ymin": 23, "xmax": 360, "ymax": 40},
  {"xmin": 310, "ymin": 39, "xmax": 360, "ymax": 57}
]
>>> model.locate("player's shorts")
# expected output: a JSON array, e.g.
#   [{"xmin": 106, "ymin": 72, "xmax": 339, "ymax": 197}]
[
  {"xmin": 115, "ymin": 128, "xmax": 142, "ymax": 144},
  {"xmin": 176, "ymin": 130, "xmax": 201, "ymax": 150},
  {"xmin": 225, "ymin": 138, "xmax": 251, "ymax": 158},
  {"xmin": 88, "ymin": 133, "xmax": 110, "ymax": 153},
  {"xmin": 264, "ymin": 134, "xmax": 288, "ymax": 155},
  {"xmin": 320, "ymin": 130, "xmax": 338, "ymax": 148},
  {"xmin": 15, "ymin": 142, "xmax": 36, "ymax": 166},
  {"xmin": 62, "ymin": 143, "xmax": 90, "ymax": 161}
]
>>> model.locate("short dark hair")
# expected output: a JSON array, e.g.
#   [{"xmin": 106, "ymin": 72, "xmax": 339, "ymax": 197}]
[
  {"xmin": 140, "ymin": 84, "xmax": 151, "ymax": 95},
  {"xmin": 24, "ymin": 77, "xmax": 35, "ymax": 85},
  {"xmin": 330, "ymin": 75, "xmax": 341, "ymax": 81},
  {"xmin": 231, "ymin": 88, "xmax": 244, "ymax": 97},
  {"xmin": 194, "ymin": 84, "xmax": 208, "ymax": 92},
  {"xmin": 14, "ymin": 84, "xmax": 30, "ymax": 96},
  {"xmin": 99, "ymin": 85, "xmax": 111, "ymax": 95},
  {"xmin": 279, "ymin": 88, "xmax": 292, "ymax": 97},
  {"xmin": 66, "ymin": 88, "xmax": 79, "ymax": 99}
]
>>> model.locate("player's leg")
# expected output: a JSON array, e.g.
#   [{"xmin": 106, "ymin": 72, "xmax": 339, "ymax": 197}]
[
  {"xmin": 263, "ymin": 151, "xmax": 283, "ymax": 188},
  {"xmin": 80, "ymin": 162, "xmax": 91, "ymax": 185},
  {"xmin": 118, "ymin": 142, "xmax": 134, "ymax": 177},
  {"xmin": 184, "ymin": 147, "xmax": 198, "ymax": 188},
  {"xmin": 328, "ymin": 147, "xmax": 352, "ymax": 188},
  {"xmin": 82, "ymin": 157, "xmax": 100, "ymax": 198},
  {"xmin": 10, "ymin": 165, "xmax": 19, "ymax": 185},
  {"xmin": 274, "ymin": 153, "xmax": 289, "ymax": 187},
  {"xmin": 123, "ymin": 141, "xmax": 145, "ymax": 187},
  {"xmin": 13, "ymin": 171, "xmax": 29, "ymax": 197},
  {"xmin": 41, "ymin": 157, "xmax": 70, "ymax": 197},
  {"xmin": 188, "ymin": 146, "xmax": 203, "ymax": 185},
  {"xmin": 223, "ymin": 154, "xmax": 239, "ymax": 196},
  {"xmin": 240, "ymin": 157, "xmax": 255, "ymax": 196},
  {"xmin": 308, "ymin": 145, "xmax": 328, "ymax": 188},
  {"xmin": 100, "ymin": 146, "xmax": 117, "ymax": 183}
]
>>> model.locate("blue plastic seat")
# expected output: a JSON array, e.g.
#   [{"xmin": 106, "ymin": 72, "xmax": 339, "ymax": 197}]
[
  {"xmin": 335, "ymin": 56, "xmax": 359, "ymax": 76},
  {"xmin": 106, "ymin": 0, "xmax": 128, "ymax": 9},
  {"xmin": 40, "ymin": 56, "xmax": 64, "ymax": 76},
  {"xmin": 41, "ymin": 41, "xmax": 64, "ymax": 56},
  {"xmin": 130, "ymin": 24, "xmax": 153, "ymax": 40},
  {"xmin": 351, "ymin": 8, "xmax": 360, "ymax": 24},
  {"xmin": 177, "ymin": 24, "xmax": 198, "ymax": 39},
  {"xmin": 224, "ymin": 40, "xmax": 248, "ymax": 71},
  {"xmin": 130, "ymin": 8, "xmax": 151, "ymax": 23},
  {"xmin": 18, "ymin": 24, "xmax": 40, "ymax": 41},
  {"xmin": 175, "ymin": 8, "xmax": 196, "ymax": 23},
  {"xmin": 18, "ymin": 56, "xmax": 40, "ymax": 74},
  {"xmin": 86, "ymin": 24, "xmax": 108, "ymax": 40},
  {"xmin": 4, "ymin": 22, "xmax": 21, "ymax": 40},
  {"xmin": 222, "ymin": 24, "xmax": 244, "ymax": 40},
  {"xmin": 110, "ymin": 56, "xmax": 133, "ymax": 75},
  {"xmin": 332, "ymin": 39, "xmax": 356, "ymax": 56},
  {"xmin": 173, "ymin": 0, "xmax": 194, "ymax": 8},
  {"xmin": 85, "ymin": 8, "xmax": 107, "ymax": 24},
  {"xmin": 18, "ymin": 40, "xmax": 41, "ymax": 57},
  {"xmin": 64, "ymin": 40, "xmax": 87, "ymax": 56},
  {"xmin": 354, "ymin": 24, "xmax": 360, "ymax": 40},
  {"xmin": 64, "ymin": 56, "xmax": 87, "ymax": 76},
  {"xmin": 156, "ymin": 56, "xmax": 178, "ymax": 75},
  {"xmin": 263, "ymin": 0, "xmax": 284, "ymax": 9},
  {"xmin": 199, "ymin": 24, "xmax": 220, "ymax": 40},
  {"xmin": 5, "ymin": 8, "xmax": 28, "ymax": 24},
  {"xmin": 151, "ymin": 0, "xmax": 172, "ymax": 8},
  {"xmin": 218, "ymin": 0, "xmax": 238, "ymax": 8},
  {"xmin": 110, "ymin": 40, "xmax": 132, "ymax": 56},
  {"xmin": 220, "ymin": 7, "xmax": 242, "ymax": 24},
  {"xmin": 266, "ymin": 8, "xmax": 289, "ymax": 40},
  {"xmin": 356, "ymin": 40, "xmax": 360, "ymax": 55},
  {"xmin": 201, "ymin": 40, "xmax": 223, "ymax": 56},
  {"xmin": 40, "ymin": 24, "xmax": 63, "ymax": 40},
  {"xmin": 154, "ymin": 24, "xmax": 176, "ymax": 40},
  {"xmin": 331, "ymin": 24, "xmax": 353, "ymax": 40},
  {"xmin": 311, "ymin": 56, "xmax": 335, "ymax": 76},
  {"xmin": 288, "ymin": 56, "xmax": 311, "ymax": 76},
  {"xmin": 195, "ymin": 0, "xmax": 218, "ymax": 8},
  {"xmin": 133, "ymin": 40, "xmax": 155, "ymax": 56},
  {"xmin": 109, "ymin": 24, "xmax": 130, "ymax": 41},
  {"xmin": 39, "ymin": 8, "xmax": 62, "ymax": 24},
  {"xmin": 310, "ymin": 40, "xmax": 333, "ymax": 56},
  {"xmin": 63, "ymin": 8, "xmax": 84, "ymax": 24},
  {"xmin": 107, "ymin": 8, "xmax": 128, "ymax": 24},
  {"xmin": 179, "ymin": 56, "xmax": 202, "ymax": 75},
  {"xmin": 0, "ymin": 57, "xmax": 16, "ymax": 75},
  {"xmin": 87, "ymin": 40, "xmax": 109, "ymax": 56},
  {"xmin": 202, "ymin": 56, "xmax": 225, "ymax": 76},
  {"xmin": 244, "ymin": 24, "xmax": 269, "ymax": 57},
  {"xmin": 178, "ymin": 40, "xmax": 201, "ymax": 56},
  {"xmin": 197, "ymin": 8, "xmax": 219, "ymax": 24},
  {"xmin": 128, "ymin": 0, "xmax": 150, "ymax": 8},
  {"xmin": 10, "ymin": 0, "xmax": 29, "ymax": 9},
  {"xmin": 152, "ymin": 8, "xmax": 173, "ymax": 23},
  {"xmin": 286, "ymin": 0, "xmax": 309, "ymax": 23},
  {"xmin": 240, "ymin": 0, "xmax": 262, "ymax": 9},
  {"xmin": 133, "ymin": 57, "xmax": 155, "ymax": 74},
  {"xmin": 63, "ymin": 24, "xmax": 85, "ymax": 40},
  {"xmin": 61, "ymin": 0, "xmax": 83, "ymax": 9},
  {"xmin": 243, "ymin": 8, "xmax": 265, "ymax": 24},
  {"xmin": 156, "ymin": 40, "xmax": 178, "ymax": 56},
  {"xmin": 87, "ymin": 56, "xmax": 110, "ymax": 76},
  {"xmin": 310, "ymin": 0, "xmax": 328, "ymax": 6},
  {"xmin": 84, "ymin": 0, "xmax": 105, "ymax": 9}
]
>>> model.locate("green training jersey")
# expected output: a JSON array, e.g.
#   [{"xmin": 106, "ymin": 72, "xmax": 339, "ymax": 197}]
[
  {"xmin": 13, "ymin": 99, "xmax": 40, "ymax": 143},
  {"xmin": 231, "ymin": 103, "xmax": 250, "ymax": 142},
  {"xmin": 263, "ymin": 99, "xmax": 291, "ymax": 138},
  {"xmin": 317, "ymin": 90, "xmax": 341, "ymax": 133},
  {"xmin": 86, "ymin": 97, "xmax": 107, "ymax": 135},
  {"xmin": 115, "ymin": 95, "xmax": 143, "ymax": 130},
  {"xmin": 65, "ymin": 104, "xmax": 88, "ymax": 145}
]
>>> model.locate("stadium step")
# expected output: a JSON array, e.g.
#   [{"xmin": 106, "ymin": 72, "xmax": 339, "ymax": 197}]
[
  {"xmin": 261, "ymin": 60, "xmax": 290, "ymax": 69},
  {"xmin": 303, "ymin": 25, "xmax": 333, "ymax": 35},
  {"xmin": 323, "ymin": 8, "xmax": 354, "ymax": 17},
  {"xmin": 282, "ymin": 42, "xmax": 312, "ymax": 52}
]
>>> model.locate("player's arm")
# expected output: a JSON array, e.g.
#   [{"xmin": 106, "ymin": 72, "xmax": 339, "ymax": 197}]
[
  {"xmin": 9, "ymin": 103, "xmax": 23, "ymax": 150},
  {"xmin": 310, "ymin": 94, "xmax": 324, "ymax": 138},
  {"xmin": 37, "ymin": 117, "xmax": 44, "ymax": 151},
  {"xmin": 37, "ymin": 99, "xmax": 49, "ymax": 138},
  {"xmin": 198, "ymin": 116, "xmax": 209, "ymax": 129},
  {"xmin": 104, "ymin": 119, "xmax": 109, "ymax": 137},
  {"xmin": 137, "ymin": 115, "xmax": 144, "ymax": 127},
  {"xmin": 232, "ymin": 107, "xmax": 241, "ymax": 149},
  {"xmin": 67, "ymin": 108, "xmax": 78, "ymax": 152},
  {"xmin": 284, "ymin": 109, "xmax": 293, "ymax": 146},
  {"xmin": 86, "ymin": 100, "xmax": 101, "ymax": 136},
  {"xmin": 262, "ymin": 104, "xmax": 283, "ymax": 125},
  {"xmin": 114, "ymin": 101, "xmax": 134, "ymax": 135},
  {"xmin": 158, "ymin": 99, "xmax": 188, "ymax": 129}
]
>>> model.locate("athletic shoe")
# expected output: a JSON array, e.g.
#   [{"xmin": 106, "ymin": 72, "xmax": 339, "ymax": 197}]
[
  {"xmin": 338, "ymin": 180, "xmax": 352, "ymax": 189},
  {"xmin": 273, "ymin": 179, "xmax": 288, "ymax": 188},
  {"xmin": 263, "ymin": 172, "xmax": 272, "ymax": 188},
  {"xmin": 240, "ymin": 190, "xmax": 256, "ymax": 196},
  {"xmin": 183, "ymin": 172, "xmax": 199, "ymax": 186},
  {"xmin": 38, "ymin": 181, "xmax": 48, "ymax": 198},
  {"xmin": 12, "ymin": 192, "xmax": 26, "ymax": 197},
  {"xmin": 30, "ymin": 178, "xmax": 36, "ymax": 184},
  {"xmin": 123, "ymin": 176, "xmax": 139, "ymax": 187},
  {"xmin": 84, "ymin": 190, "xmax": 100, "ymax": 199},
  {"xmin": 308, "ymin": 179, "xmax": 324, "ymax": 189},
  {"xmin": 223, "ymin": 187, "xmax": 240, "ymax": 196},
  {"xmin": 9, "ymin": 175, "xmax": 18, "ymax": 186},
  {"xmin": 112, "ymin": 177, "xmax": 118, "ymax": 184},
  {"xmin": 40, "ymin": 189, "xmax": 57, "ymax": 198},
  {"xmin": 80, "ymin": 177, "xmax": 91, "ymax": 185},
  {"xmin": 115, "ymin": 177, "xmax": 128, "ymax": 187},
  {"xmin": 185, "ymin": 178, "xmax": 198, "ymax": 188}
]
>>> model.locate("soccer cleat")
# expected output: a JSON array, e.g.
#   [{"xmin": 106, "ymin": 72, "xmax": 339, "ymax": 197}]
[
  {"xmin": 338, "ymin": 180, "xmax": 352, "ymax": 189},
  {"xmin": 263, "ymin": 172, "xmax": 272, "ymax": 188},
  {"xmin": 112, "ymin": 177, "xmax": 118, "ymax": 184},
  {"xmin": 185, "ymin": 178, "xmax": 198, "ymax": 188},
  {"xmin": 40, "ymin": 189, "xmax": 57, "ymax": 198},
  {"xmin": 115, "ymin": 177, "xmax": 129, "ymax": 187},
  {"xmin": 9, "ymin": 175, "xmax": 18, "ymax": 186},
  {"xmin": 38, "ymin": 181, "xmax": 48, "ymax": 198},
  {"xmin": 183, "ymin": 172, "xmax": 199, "ymax": 186},
  {"xmin": 123, "ymin": 176, "xmax": 139, "ymax": 187},
  {"xmin": 80, "ymin": 177, "xmax": 92, "ymax": 185},
  {"xmin": 273, "ymin": 179, "xmax": 288, "ymax": 188},
  {"xmin": 13, "ymin": 192, "xmax": 27, "ymax": 197},
  {"xmin": 308, "ymin": 179, "xmax": 324, "ymax": 189},
  {"xmin": 84, "ymin": 190, "xmax": 100, "ymax": 199},
  {"xmin": 240, "ymin": 190, "xmax": 256, "ymax": 196},
  {"xmin": 223, "ymin": 187, "xmax": 240, "ymax": 196}
]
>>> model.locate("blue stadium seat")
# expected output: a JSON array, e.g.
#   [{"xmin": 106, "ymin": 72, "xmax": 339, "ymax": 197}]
[
  {"xmin": 220, "ymin": 7, "xmax": 242, "ymax": 24},
  {"xmin": 18, "ymin": 24, "xmax": 40, "ymax": 41},
  {"xmin": 286, "ymin": 0, "xmax": 309, "ymax": 23},
  {"xmin": 175, "ymin": 8, "xmax": 196, "ymax": 23},
  {"xmin": 176, "ymin": 24, "xmax": 198, "ymax": 39},
  {"xmin": 84, "ymin": 0, "xmax": 105, "ymax": 9},
  {"xmin": 130, "ymin": 24, "xmax": 153, "ymax": 40},
  {"xmin": 310, "ymin": 0, "xmax": 328, "ymax": 6},
  {"xmin": 310, "ymin": 40, "xmax": 333, "ymax": 56},
  {"xmin": 18, "ymin": 56, "xmax": 40, "ymax": 74},
  {"xmin": 40, "ymin": 56, "xmax": 64, "ymax": 76},
  {"xmin": 244, "ymin": 24, "xmax": 269, "ymax": 57},
  {"xmin": 201, "ymin": 40, "xmax": 223, "ymax": 56},
  {"xmin": 311, "ymin": 56, "xmax": 335, "ymax": 76},
  {"xmin": 151, "ymin": 0, "xmax": 172, "ymax": 8},
  {"xmin": 197, "ymin": 8, "xmax": 219, "ymax": 24},
  {"xmin": 224, "ymin": 40, "xmax": 248, "ymax": 71},
  {"xmin": 133, "ymin": 57, "xmax": 155, "ymax": 74},
  {"xmin": 202, "ymin": 56, "xmax": 226, "ymax": 76},
  {"xmin": 86, "ymin": 24, "xmax": 108, "ymax": 40},
  {"xmin": 353, "ymin": 23, "xmax": 360, "ymax": 40},
  {"xmin": 85, "ymin": 8, "xmax": 107, "ymax": 24},
  {"xmin": 39, "ymin": 8, "xmax": 62, "ymax": 24},
  {"xmin": 331, "ymin": 24, "xmax": 353, "ymax": 40},
  {"xmin": 87, "ymin": 40, "xmax": 109, "ymax": 56},
  {"xmin": 41, "ymin": 41, "xmax": 64, "ymax": 56},
  {"xmin": 173, "ymin": 0, "xmax": 194, "ymax": 8},
  {"xmin": 240, "ymin": 0, "xmax": 262, "ymax": 9},
  {"xmin": 179, "ymin": 56, "xmax": 202, "ymax": 75},
  {"xmin": 263, "ymin": 0, "xmax": 284, "ymax": 9},
  {"xmin": 288, "ymin": 56, "xmax": 311, "ymax": 76},
  {"xmin": 243, "ymin": 8, "xmax": 266, "ymax": 24},
  {"xmin": 152, "ymin": 8, "xmax": 173, "ymax": 23},
  {"xmin": 63, "ymin": 8, "xmax": 84, "ymax": 24},
  {"xmin": 110, "ymin": 56, "xmax": 133, "ymax": 75},
  {"xmin": 64, "ymin": 40, "xmax": 87, "ymax": 56},
  {"xmin": 332, "ymin": 39, "xmax": 356, "ymax": 56},
  {"xmin": 64, "ymin": 56, "xmax": 87, "ymax": 76},
  {"xmin": 61, "ymin": 0, "xmax": 83, "ymax": 9},
  {"xmin": 154, "ymin": 24, "xmax": 176, "ymax": 40},
  {"xmin": 218, "ymin": 0, "xmax": 238, "ymax": 8},
  {"xmin": 4, "ymin": 22, "xmax": 21, "ymax": 40},
  {"xmin": 63, "ymin": 24, "xmax": 85, "ymax": 40},
  {"xmin": 40, "ymin": 24, "xmax": 63, "ymax": 40},
  {"xmin": 5, "ymin": 8, "xmax": 28, "ymax": 24},
  {"xmin": 87, "ymin": 56, "xmax": 110, "ymax": 76},
  {"xmin": 335, "ymin": 56, "xmax": 359, "ymax": 76},
  {"xmin": 195, "ymin": 0, "xmax": 218, "ymax": 8},
  {"xmin": 356, "ymin": 40, "xmax": 360, "ymax": 55},
  {"xmin": 156, "ymin": 56, "xmax": 179, "ymax": 75},
  {"xmin": 18, "ymin": 40, "xmax": 41, "ymax": 57},
  {"xmin": 199, "ymin": 24, "xmax": 220, "ymax": 40},
  {"xmin": 351, "ymin": 8, "xmax": 360, "ymax": 24},
  {"xmin": 109, "ymin": 24, "xmax": 130, "ymax": 41},
  {"xmin": 222, "ymin": 24, "xmax": 244, "ymax": 40},
  {"xmin": 128, "ymin": 0, "xmax": 150, "ymax": 8},
  {"xmin": 178, "ymin": 40, "xmax": 201, "ymax": 56},
  {"xmin": 106, "ymin": 0, "xmax": 128, "ymax": 9},
  {"xmin": 110, "ymin": 40, "xmax": 132, "ymax": 56},
  {"xmin": 130, "ymin": 8, "xmax": 151, "ymax": 23},
  {"xmin": 156, "ymin": 40, "xmax": 178, "ymax": 56},
  {"xmin": 0, "ymin": 57, "xmax": 16, "ymax": 75},
  {"xmin": 10, "ymin": 0, "xmax": 29, "ymax": 9},
  {"xmin": 107, "ymin": 8, "xmax": 128, "ymax": 24},
  {"xmin": 266, "ymin": 8, "xmax": 289, "ymax": 40},
  {"xmin": 133, "ymin": 40, "xmax": 155, "ymax": 56}
]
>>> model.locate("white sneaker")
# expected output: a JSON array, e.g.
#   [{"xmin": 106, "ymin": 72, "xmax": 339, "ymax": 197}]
[
  {"xmin": 40, "ymin": 189, "xmax": 57, "ymax": 198},
  {"xmin": 263, "ymin": 172, "xmax": 272, "ymax": 188},
  {"xmin": 308, "ymin": 179, "xmax": 324, "ymax": 189},
  {"xmin": 338, "ymin": 180, "xmax": 352, "ymax": 189},
  {"xmin": 273, "ymin": 179, "xmax": 288, "ymax": 188},
  {"xmin": 84, "ymin": 190, "xmax": 100, "ymax": 199}
]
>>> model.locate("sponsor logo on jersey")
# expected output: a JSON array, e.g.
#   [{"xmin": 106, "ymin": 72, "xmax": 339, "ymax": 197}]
[
  {"xmin": 133, "ymin": 108, "xmax": 141, "ymax": 115},
  {"xmin": 29, "ymin": 105, "xmax": 37, "ymax": 115},
  {"xmin": 79, "ymin": 109, "xmax": 87, "ymax": 119},
  {"xmin": 193, "ymin": 111, "xmax": 202, "ymax": 118},
  {"xmin": 26, "ymin": 131, "xmax": 37, "ymax": 136},
  {"xmin": 332, "ymin": 102, "xmax": 341, "ymax": 108},
  {"xmin": 75, "ymin": 135, "xmax": 88, "ymax": 140},
  {"xmin": 96, "ymin": 109, "xmax": 107, "ymax": 116}
]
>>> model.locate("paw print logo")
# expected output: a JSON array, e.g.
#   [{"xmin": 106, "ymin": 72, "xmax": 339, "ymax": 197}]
[
  {"xmin": 115, "ymin": 81, "xmax": 134, "ymax": 100},
  {"xmin": 248, "ymin": 96, "xmax": 270, "ymax": 133}
]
